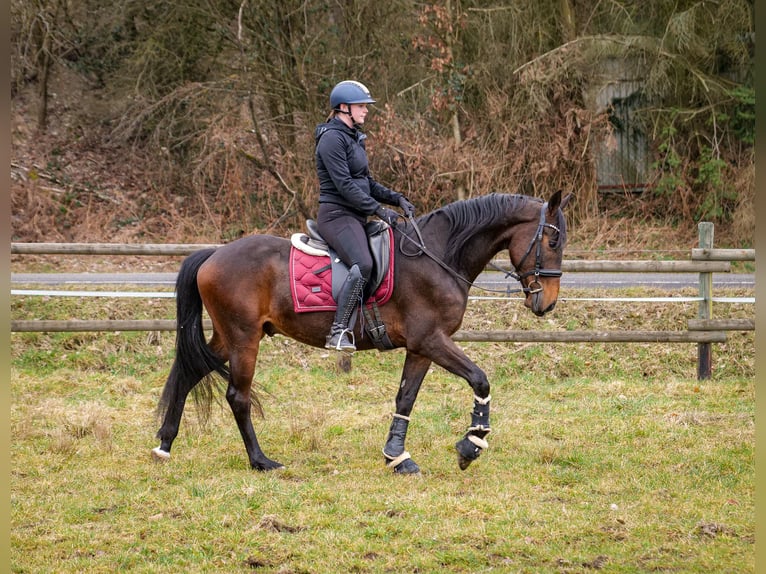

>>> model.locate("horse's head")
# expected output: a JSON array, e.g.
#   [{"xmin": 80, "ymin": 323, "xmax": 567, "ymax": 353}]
[{"xmin": 508, "ymin": 190, "xmax": 571, "ymax": 317}]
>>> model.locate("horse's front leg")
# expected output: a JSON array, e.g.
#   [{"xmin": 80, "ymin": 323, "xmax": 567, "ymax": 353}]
[
  {"xmin": 455, "ymin": 393, "xmax": 491, "ymax": 470},
  {"xmin": 382, "ymin": 351, "xmax": 432, "ymax": 474},
  {"xmin": 418, "ymin": 333, "xmax": 491, "ymax": 470}
]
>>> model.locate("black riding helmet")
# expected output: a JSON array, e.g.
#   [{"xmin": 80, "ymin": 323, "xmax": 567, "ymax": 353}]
[{"xmin": 329, "ymin": 80, "xmax": 376, "ymax": 111}]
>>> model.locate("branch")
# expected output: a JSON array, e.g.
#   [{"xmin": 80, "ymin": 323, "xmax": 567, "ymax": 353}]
[
  {"xmin": 235, "ymin": 0, "xmax": 311, "ymax": 221},
  {"xmin": 245, "ymin": 94, "xmax": 311, "ymax": 220},
  {"xmin": 513, "ymin": 37, "xmax": 585, "ymax": 75},
  {"xmin": 11, "ymin": 161, "xmax": 119, "ymax": 204},
  {"xmin": 396, "ymin": 75, "xmax": 437, "ymax": 97},
  {"xmin": 238, "ymin": 0, "xmax": 246, "ymax": 43}
]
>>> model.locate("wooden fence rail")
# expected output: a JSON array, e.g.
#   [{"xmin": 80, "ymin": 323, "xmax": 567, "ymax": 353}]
[
  {"xmin": 11, "ymin": 241, "xmax": 733, "ymax": 273},
  {"xmin": 10, "ymin": 223, "xmax": 754, "ymax": 380},
  {"xmin": 11, "ymin": 242, "xmax": 756, "ymax": 263},
  {"xmin": 8, "ymin": 319, "xmax": 732, "ymax": 344}
]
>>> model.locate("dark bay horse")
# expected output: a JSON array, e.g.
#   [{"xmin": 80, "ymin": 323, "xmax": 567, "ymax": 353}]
[{"xmin": 153, "ymin": 190, "xmax": 571, "ymax": 473}]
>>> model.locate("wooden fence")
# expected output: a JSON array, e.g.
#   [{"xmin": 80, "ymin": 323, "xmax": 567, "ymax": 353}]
[{"xmin": 11, "ymin": 223, "xmax": 754, "ymax": 379}]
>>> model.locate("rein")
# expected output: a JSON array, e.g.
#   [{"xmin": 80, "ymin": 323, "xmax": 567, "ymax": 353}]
[{"xmin": 397, "ymin": 202, "xmax": 561, "ymax": 296}]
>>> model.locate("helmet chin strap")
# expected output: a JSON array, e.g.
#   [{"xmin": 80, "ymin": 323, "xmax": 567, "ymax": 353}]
[{"xmin": 337, "ymin": 106, "xmax": 362, "ymax": 128}]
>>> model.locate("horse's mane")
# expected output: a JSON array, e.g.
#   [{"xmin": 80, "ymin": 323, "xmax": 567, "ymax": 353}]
[
  {"xmin": 420, "ymin": 193, "xmax": 531, "ymax": 255},
  {"xmin": 416, "ymin": 193, "xmax": 566, "ymax": 264}
]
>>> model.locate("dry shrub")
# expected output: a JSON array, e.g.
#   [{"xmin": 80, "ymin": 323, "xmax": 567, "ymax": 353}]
[
  {"xmin": 11, "ymin": 62, "xmax": 751, "ymax": 247},
  {"xmin": 370, "ymin": 103, "xmax": 478, "ymax": 210},
  {"xmin": 367, "ymin": 49, "xmax": 611, "ymax": 223},
  {"xmin": 729, "ymin": 162, "xmax": 755, "ymax": 246},
  {"xmin": 11, "ymin": 176, "xmax": 68, "ymax": 243},
  {"xmin": 569, "ymin": 214, "xmax": 696, "ymax": 255},
  {"xmin": 370, "ymin": 93, "xmax": 608, "ymax": 219}
]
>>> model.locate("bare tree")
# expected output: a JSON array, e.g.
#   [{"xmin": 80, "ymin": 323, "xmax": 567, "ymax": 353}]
[{"xmin": 10, "ymin": 0, "xmax": 754, "ymax": 240}]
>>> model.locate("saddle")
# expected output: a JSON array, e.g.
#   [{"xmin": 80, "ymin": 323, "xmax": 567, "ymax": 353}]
[
  {"xmin": 289, "ymin": 220, "xmax": 396, "ymax": 350},
  {"xmin": 290, "ymin": 219, "xmax": 392, "ymax": 301}
]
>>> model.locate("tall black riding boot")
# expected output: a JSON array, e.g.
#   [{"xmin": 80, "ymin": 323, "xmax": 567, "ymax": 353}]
[{"xmin": 325, "ymin": 264, "xmax": 366, "ymax": 353}]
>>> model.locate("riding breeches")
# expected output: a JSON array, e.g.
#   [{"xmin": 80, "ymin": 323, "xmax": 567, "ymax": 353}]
[{"xmin": 316, "ymin": 203, "xmax": 374, "ymax": 282}]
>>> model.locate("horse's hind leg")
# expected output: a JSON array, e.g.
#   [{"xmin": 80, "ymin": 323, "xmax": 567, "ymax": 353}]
[
  {"xmin": 152, "ymin": 361, "xmax": 199, "ymax": 460},
  {"xmin": 227, "ymin": 344, "xmax": 283, "ymax": 471},
  {"xmin": 153, "ymin": 332, "xmax": 229, "ymax": 461},
  {"xmin": 382, "ymin": 351, "xmax": 432, "ymax": 474}
]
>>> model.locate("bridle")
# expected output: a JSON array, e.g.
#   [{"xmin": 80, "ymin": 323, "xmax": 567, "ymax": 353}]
[
  {"xmin": 399, "ymin": 201, "xmax": 562, "ymax": 296},
  {"xmin": 504, "ymin": 201, "xmax": 562, "ymax": 294}
]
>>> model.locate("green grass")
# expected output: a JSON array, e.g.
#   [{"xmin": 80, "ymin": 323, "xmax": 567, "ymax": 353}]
[{"xmin": 11, "ymin": 289, "xmax": 754, "ymax": 573}]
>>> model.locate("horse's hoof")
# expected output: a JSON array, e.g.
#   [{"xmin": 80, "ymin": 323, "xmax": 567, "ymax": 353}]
[
  {"xmin": 456, "ymin": 452, "xmax": 473, "ymax": 470},
  {"xmin": 455, "ymin": 435, "xmax": 487, "ymax": 470},
  {"xmin": 151, "ymin": 447, "xmax": 170, "ymax": 462},
  {"xmin": 393, "ymin": 458, "xmax": 421, "ymax": 474},
  {"xmin": 253, "ymin": 459, "xmax": 285, "ymax": 472}
]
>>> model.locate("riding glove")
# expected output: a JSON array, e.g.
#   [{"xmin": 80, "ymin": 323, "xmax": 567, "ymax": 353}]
[
  {"xmin": 376, "ymin": 206, "xmax": 400, "ymax": 227},
  {"xmin": 398, "ymin": 197, "xmax": 416, "ymax": 217}
]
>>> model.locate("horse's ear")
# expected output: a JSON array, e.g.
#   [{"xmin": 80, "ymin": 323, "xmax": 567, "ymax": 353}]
[
  {"xmin": 548, "ymin": 190, "xmax": 572, "ymax": 214},
  {"xmin": 547, "ymin": 190, "xmax": 562, "ymax": 213}
]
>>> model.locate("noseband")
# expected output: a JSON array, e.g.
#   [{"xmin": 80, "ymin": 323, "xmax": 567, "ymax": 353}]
[{"xmin": 506, "ymin": 202, "xmax": 562, "ymax": 294}]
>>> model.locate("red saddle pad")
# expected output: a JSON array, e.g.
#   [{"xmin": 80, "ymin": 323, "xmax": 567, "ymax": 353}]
[{"xmin": 289, "ymin": 238, "xmax": 395, "ymax": 313}]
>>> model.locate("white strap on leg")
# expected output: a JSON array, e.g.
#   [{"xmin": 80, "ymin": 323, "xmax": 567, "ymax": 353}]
[
  {"xmin": 474, "ymin": 394, "xmax": 491, "ymax": 405},
  {"xmin": 383, "ymin": 449, "xmax": 412, "ymax": 468},
  {"xmin": 391, "ymin": 413, "xmax": 411, "ymax": 421},
  {"xmin": 467, "ymin": 434, "xmax": 489, "ymax": 450}
]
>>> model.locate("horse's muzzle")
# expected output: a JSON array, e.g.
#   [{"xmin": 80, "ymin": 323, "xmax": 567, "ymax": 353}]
[{"xmin": 525, "ymin": 283, "xmax": 559, "ymax": 316}]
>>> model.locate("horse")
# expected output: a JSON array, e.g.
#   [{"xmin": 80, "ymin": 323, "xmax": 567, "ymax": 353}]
[{"xmin": 153, "ymin": 190, "xmax": 571, "ymax": 474}]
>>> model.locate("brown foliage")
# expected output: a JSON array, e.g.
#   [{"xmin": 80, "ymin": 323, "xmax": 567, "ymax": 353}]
[{"xmin": 9, "ymin": 0, "xmax": 754, "ymax": 248}]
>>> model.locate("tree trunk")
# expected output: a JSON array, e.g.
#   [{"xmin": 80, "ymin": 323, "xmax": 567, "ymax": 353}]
[
  {"xmin": 451, "ymin": 111, "xmax": 465, "ymax": 200},
  {"xmin": 35, "ymin": 12, "xmax": 52, "ymax": 132},
  {"xmin": 446, "ymin": 0, "xmax": 464, "ymax": 200}
]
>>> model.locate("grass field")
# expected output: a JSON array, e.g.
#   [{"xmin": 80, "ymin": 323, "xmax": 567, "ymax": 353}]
[{"xmin": 11, "ymin": 290, "xmax": 754, "ymax": 573}]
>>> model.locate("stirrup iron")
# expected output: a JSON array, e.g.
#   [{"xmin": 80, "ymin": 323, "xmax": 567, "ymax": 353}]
[{"xmin": 325, "ymin": 324, "xmax": 356, "ymax": 353}]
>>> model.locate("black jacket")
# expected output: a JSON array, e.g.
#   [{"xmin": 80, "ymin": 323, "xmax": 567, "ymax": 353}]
[{"xmin": 315, "ymin": 118, "xmax": 401, "ymax": 216}]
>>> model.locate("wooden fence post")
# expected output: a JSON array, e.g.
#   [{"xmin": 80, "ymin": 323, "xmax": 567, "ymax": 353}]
[{"xmin": 697, "ymin": 222, "xmax": 714, "ymax": 380}]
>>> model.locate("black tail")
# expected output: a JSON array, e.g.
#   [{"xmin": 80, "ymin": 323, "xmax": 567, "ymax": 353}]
[{"xmin": 157, "ymin": 248, "xmax": 229, "ymax": 422}]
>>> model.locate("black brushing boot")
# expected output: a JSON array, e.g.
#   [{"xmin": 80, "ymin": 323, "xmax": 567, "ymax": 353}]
[{"xmin": 383, "ymin": 414, "xmax": 420, "ymax": 474}]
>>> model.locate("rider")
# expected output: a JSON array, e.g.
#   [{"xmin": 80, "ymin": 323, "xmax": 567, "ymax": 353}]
[{"xmin": 315, "ymin": 80, "xmax": 415, "ymax": 353}]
